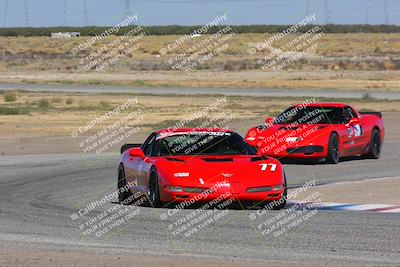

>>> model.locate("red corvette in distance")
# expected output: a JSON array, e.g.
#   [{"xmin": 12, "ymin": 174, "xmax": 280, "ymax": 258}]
[
  {"xmin": 245, "ymin": 103, "xmax": 384, "ymax": 164},
  {"xmin": 118, "ymin": 128, "xmax": 287, "ymax": 209}
]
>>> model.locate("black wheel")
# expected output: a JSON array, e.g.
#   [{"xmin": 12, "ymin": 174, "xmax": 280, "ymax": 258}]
[
  {"xmin": 272, "ymin": 176, "xmax": 287, "ymax": 210},
  {"xmin": 148, "ymin": 169, "xmax": 161, "ymax": 207},
  {"xmin": 365, "ymin": 129, "xmax": 381, "ymax": 159},
  {"xmin": 326, "ymin": 133, "xmax": 339, "ymax": 164},
  {"xmin": 118, "ymin": 164, "xmax": 133, "ymax": 204}
]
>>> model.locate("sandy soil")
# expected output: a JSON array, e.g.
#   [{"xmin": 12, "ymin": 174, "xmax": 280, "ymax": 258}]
[{"xmin": 1, "ymin": 70, "xmax": 400, "ymax": 90}]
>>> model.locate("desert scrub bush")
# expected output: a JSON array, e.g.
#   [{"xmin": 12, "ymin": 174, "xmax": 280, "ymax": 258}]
[
  {"xmin": 38, "ymin": 98, "xmax": 51, "ymax": 109},
  {"xmin": 51, "ymin": 97, "xmax": 62, "ymax": 103},
  {"xmin": 99, "ymin": 101, "xmax": 110, "ymax": 108},
  {"xmin": 4, "ymin": 91, "xmax": 17, "ymax": 102},
  {"xmin": 0, "ymin": 106, "xmax": 29, "ymax": 115},
  {"xmin": 65, "ymin": 98, "xmax": 74, "ymax": 105}
]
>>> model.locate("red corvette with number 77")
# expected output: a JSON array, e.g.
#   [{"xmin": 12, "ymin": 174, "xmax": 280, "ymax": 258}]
[
  {"xmin": 118, "ymin": 128, "xmax": 287, "ymax": 209},
  {"xmin": 245, "ymin": 103, "xmax": 384, "ymax": 164}
]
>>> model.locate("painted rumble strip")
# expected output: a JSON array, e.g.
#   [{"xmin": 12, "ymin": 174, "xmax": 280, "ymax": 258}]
[{"xmin": 287, "ymin": 201, "xmax": 400, "ymax": 213}]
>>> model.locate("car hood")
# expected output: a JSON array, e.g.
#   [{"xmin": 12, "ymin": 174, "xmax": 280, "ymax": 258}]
[{"xmin": 155, "ymin": 155, "xmax": 283, "ymax": 187}]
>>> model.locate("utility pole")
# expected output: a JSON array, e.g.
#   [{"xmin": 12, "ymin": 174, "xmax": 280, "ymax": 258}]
[
  {"xmin": 24, "ymin": 0, "xmax": 30, "ymax": 27},
  {"xmin": 84, "ymin": 0, "xmax": 89, "ymax": 26},
  {"xmin": 3, "ymin": 0, "xmax": 9, "ymax": 27},
  {"xmin": 384, "ymin": 0, "xmax": 389, "ymax": 25},
  {"xmin": 63, "ymin": 0, "xmax": 68, "ymax": 25},
  {"xmin": 324, "ymin": 0, "xmax": 331, "ymax": 24},
  {"xmin": 305, "ymin": 0, "xmax": 311, "ymax": 17},
  {"xmin": 364, "ymin": 0, "xmax": 371, "ymax": 24},
  {"xmin": 123, "ymin": 0, "xmax": 133, "ymax": 19}
]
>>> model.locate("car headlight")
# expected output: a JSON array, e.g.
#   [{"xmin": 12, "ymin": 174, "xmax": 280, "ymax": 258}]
[
  {"xmin": 183, "ymin": 187, "xmax": 205, "ymax": 193},
  {"xmin": 247, "ymin": 186, "xmax": 272, "ymax": 193},
  {"xmin": 272, "ymin": 184, "xmax": 283, "ymax": 191},
  {"xmin": 246, "ymin": 184, "xmax": 283, "ymax": 193},
  {"xmin": 165, "ymin": 186, "xmax": 183, "ymax": 192},
  {"xmin": 286, "ymin": 137, "xmax": 302, "ymax": 143}
]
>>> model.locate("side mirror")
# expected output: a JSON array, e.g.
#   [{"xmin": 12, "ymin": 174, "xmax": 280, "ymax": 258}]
[
  {"xmin": 129, "ymin": 148, "xmax": 145, "ymax": 158},
  {"xmin": 348, "ymin": 117, "xmax": 360, "ymax": 125},
  {"xmin": 265, "ymin": 117, "xmax": 275, "ymax": 126}
]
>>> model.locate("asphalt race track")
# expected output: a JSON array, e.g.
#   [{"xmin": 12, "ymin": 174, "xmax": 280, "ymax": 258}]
[
  {"xmin": 2, "ymin": 82, "xmax": 400, "ymax": 100},
  {"xmin": 0, "ymin": 141, "xmax": 399, "ymax": 265}
]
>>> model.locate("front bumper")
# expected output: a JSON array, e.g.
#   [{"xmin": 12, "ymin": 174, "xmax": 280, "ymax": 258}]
[
  {"xmin": 260, "ymin": 145, "xmax": 326, "ymax": 158},
  {"xmin": 159, "ymin": 183, "xmax": 284, "ymax": 204}
]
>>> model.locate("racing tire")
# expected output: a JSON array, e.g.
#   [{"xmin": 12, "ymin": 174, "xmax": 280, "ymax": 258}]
[
  {"xmin": 326, "ymin": 133, "xmax": 340, "ymax": 164},
  {"xmin": 118, "ymin": 164, "xmax": 133, "ymax": 204},
  {"xmin": 365, "ymin": 128, "xmax": 381, "ymax": 159},
  {"xmin": 148, "ymin": 169, "xmax": 162, "ymax": 208}
]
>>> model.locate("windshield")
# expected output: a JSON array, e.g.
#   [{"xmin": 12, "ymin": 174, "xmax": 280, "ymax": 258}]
[
  {"xmin": 274, "ymin": 106, "xmax": 343, "ymax": 125},
  {"xmin": 157, "ymin": 132, "xmax": 256, "ymax": 156}
]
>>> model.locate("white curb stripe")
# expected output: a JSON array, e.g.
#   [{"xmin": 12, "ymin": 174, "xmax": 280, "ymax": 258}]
[{"xmin": 287, "ymin": 201, "xmax": 400, "ymax": 213}]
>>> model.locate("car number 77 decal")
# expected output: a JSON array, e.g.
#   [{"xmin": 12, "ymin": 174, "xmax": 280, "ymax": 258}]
[{"xmin": 259, "ymin": 163, "xmax": 277, "ymax": 172}]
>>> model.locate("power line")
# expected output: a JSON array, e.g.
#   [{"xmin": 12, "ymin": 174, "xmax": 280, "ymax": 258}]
[{"xmin": 24, "ymin": 0, "xmax": 30, "ymax": 27}]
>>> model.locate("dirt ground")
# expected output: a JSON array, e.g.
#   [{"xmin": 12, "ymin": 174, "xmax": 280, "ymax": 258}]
[
  {"xmin": 1, "ymin": 70, "xmax": 400, "ymax": 90},
  {"xmin": 2, "ymin": 33, "xmax": 400, "ymax": 90},
  {"xmin": 0, "ymin": 110, "xmax": 398, "ymax": 156},
  {"xmin": 0, "ymin": 90, "xmax": 399, "ymax": 155}
]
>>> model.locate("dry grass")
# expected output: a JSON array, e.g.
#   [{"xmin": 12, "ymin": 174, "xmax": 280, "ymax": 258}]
[
  {"xmin": 1, "ymin": 33, "xmax": 400, "ymax": 90},
  {"xmin": 1, "ymin": 33, "xmax": 400, "ymax": 58},
  {"xmin": 3, "ymin": 91, "xmax": 17, "ymax": 102},
  {"xmin": 0, "ymin": 33, "xmax": 399, "ymax": 73},
  {"xmin": 1, "ymin": 70, "xmax": 400, "ymax": 91},
  {"xmin": 0, "ymin": 91, "xmax": 399, "ymax": 137}
]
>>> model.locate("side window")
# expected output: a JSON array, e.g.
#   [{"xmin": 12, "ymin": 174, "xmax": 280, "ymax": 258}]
[
  {"xmin": 343, "ymin": 106, "xmax": 357, "ymax": 124},
  {"xmin": 152, "ymin": 140, "xmax": 160, "ymax": 156},
  {"xmin": 141, "ymin": 133, "xmax": 155, "ymax": 156}
]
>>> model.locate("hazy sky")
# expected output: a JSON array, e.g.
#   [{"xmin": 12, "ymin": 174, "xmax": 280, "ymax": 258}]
[{"xmin": 1, "ymin": 0, "xmax": 399, "ymax": 27}]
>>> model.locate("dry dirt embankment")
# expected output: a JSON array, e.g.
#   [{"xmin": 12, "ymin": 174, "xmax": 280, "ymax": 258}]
[{"xmin": 1, "ymin": 34, "xmax": 400, "ymax": 90}]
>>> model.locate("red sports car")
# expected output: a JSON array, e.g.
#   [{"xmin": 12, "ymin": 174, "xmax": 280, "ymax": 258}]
[
  {"xmin": 245, "ymin": 103, "xmax": 384, "ymax": 164},
  {"xmin": 118, "ymin": 128, "xmax": 286, "ymax": 209}
]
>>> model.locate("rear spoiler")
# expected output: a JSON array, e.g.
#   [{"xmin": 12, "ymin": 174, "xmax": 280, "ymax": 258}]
[
  {"xmin": 120, "ymin": 143, "xmax": 142, "ymax": 154},
  {"xmin": 359, "ymin": 112, "xmax": 382, "ymax": 118}
]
